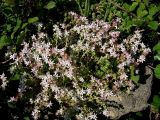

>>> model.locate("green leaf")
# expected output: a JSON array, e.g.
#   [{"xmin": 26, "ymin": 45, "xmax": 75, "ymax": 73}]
[
  {"xmin": 137, "ymin": 3, "xmax": 148, "ymax": 18},
  {"xmin": 8, "ymin": 103, "xmax": 16, "ymax": 108},
  {"xmin": 139, "ymin": 3, "xmax": 146, "ymax": 10},
  {"xmin": 28, "ymin": 17, "xmax": 39, "ymax": 24},
  {"xmin": 149, "ymin": 4, "xmax": 160, "ymax": 16},
  {"xmin": 135, "ymin": 0, "xmax": 141, "ymax": 2},
  {"xmin": 154, "ymin": 64, "xmax": 160, "ymax": 79},
  {"xmin": 126, "ymin": 19, "xmax": 134, "ymax": 28},
  {"xmin": 5, "ymin": 0, "xmax": 15, "ymax": 6},
  {"xmin": 154, "ymin": 54, "xmax": 160, "ymax": 61},
  {"xmin": 148, "ymin": 21, "xmax": 159, "ymax": 31},
  {"xmin": 17, "ymin": 29, "xmax": 27, "ymax": 44},
  {"xmin": 123, "ymin": 3, "xmax": 130, "ymax": 11},
  {"xmin": 129, "ymin": 2, "xmax": 138, "ymax": 12},
  {"xmin": 14, "ymin": 19, "xmax": 22, "ymax": 32},
  {"xmin": 2, "ymin": 7, "xmax": 13, "ymax": 17},
  {"xmin": 6, "ymin": 24, "xmax": 12, "ymax": 32},
  {"xmin": 24, "ymin": 117, "xmax": 30, "ymax": 120},
  {"xmin": 146, "ymin": 15, "xmax": 153, "ymax": 21},
  {"xmin": 10, "ymin": 73, "xmax": 21, "ymax": 81},
  {"xmin": 137, "ymin": 10, "xmax": 148, "ymax": 18},
  {"xmin": 11, "ymin": 19, "xmax": 22, "ymax": 39},
  {"xmin": 136, "ymin": 112, "xmax": 143, "ymax": 117},
  {"xmin": 0, "ymin": 35, "xmax": 10, "ymax": 49},
  {"xmin": 144, "ymin": 0, "xmax": 149, "ymax": 6},
  {"xmin": 153, "ymin": 42, "xmax": 160, "ymax": 53},
  {"xmin": 21, "ymin": 23, "xmax": 28, "ymax": 29},
  {"xmin": 130, "ymin": 65, "xmax": 140, "ymax": 83},
  {"xmin": 132, "ymin": 18, "xmax": 144, "ymax": 26},
  {"xmin": 131, "ymin": 75, "xmax": 140, "ymax": 83},
  {"xmin": 44, "ymin": 1, "xmax": 56, "ymax": 10},
  {"xmin": 152, "ymin": 95, "xmax": 160, "ymax": 110}
]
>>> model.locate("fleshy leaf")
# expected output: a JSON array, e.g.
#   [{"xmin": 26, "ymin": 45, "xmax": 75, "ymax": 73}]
[
  {"xmin": 148, "ymin": 21, "xmax": 159, "ymax": 31},
  {"xmin": 152, "ymin": 95, "xmax": 160, "ymax": 110},
  {"xmin": 44, "ymin": 1, "xmax": 56, "ymax": 10},
  {"xmin": 153, "ymin": 43, "xmax": 160, "ymax": 53},
  {"xmin": 28, "ymin": 17, "xmax": 39, "ymax": 23},
  {"xmin": 154, "ymin": 64, "xmax": 160, "ymax": 79}
]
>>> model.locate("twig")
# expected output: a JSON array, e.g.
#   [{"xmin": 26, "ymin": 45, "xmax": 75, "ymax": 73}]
[
  {"xmin": 147, "ymin": 65, "xmax": 154, "ymax": 70},
  {"xmin": 0, "ymin": 59, "xmax": 11, "ymax": 64}
]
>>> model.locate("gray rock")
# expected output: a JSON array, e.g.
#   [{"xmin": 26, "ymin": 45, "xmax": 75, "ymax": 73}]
[{"xmin": 106, "ymin": 66, "xmax": 153, "ymax": 119}]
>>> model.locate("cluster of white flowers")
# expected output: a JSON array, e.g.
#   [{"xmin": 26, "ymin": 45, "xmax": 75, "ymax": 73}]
[{"xmin": 5, "ymin": 12, "xmax": 151, "ymax": 120}]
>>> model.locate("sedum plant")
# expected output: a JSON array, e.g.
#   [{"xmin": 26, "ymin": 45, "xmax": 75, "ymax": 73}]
[{"xmin": 2, "ymin": 12, "xmax": 151, "ymax": 120}]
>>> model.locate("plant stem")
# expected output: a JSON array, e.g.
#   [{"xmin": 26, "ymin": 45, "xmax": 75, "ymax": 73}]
[
  {"xmin": 75, "ymin": 0, "xmax": 83, "ymax": 15},
  {"xmin": 0, "ymin": 58, "xmax": 11, "ymax": 64},
  {"xmin": 84, "ymin": 0, "xmax": 90, "ymax": 17}
]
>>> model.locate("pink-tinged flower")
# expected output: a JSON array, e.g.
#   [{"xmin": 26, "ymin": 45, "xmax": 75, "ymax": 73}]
[
  {"xmin": 120, "ymin": 73, "xmax": 128, "ymax": 80},
  {"xmin": 118, "ymin": 62, "xmax": 126, "ymax": 69},
  {"xmin": 118, "ymin": 44, "xmax": 126, "ymax": 52},
  {"xmin": 64, "ymin": 68, "xmax": 73, "ymax": 79},
  {"xmin": 140, "ymin": 43, "xmax": 146, "ymax": 49},
  {"xmin": 38, "ymin": 32, "xmax": 47, "ymax": 39},
  {"xmin": 114, "ymin": 80, "xmax": 124, "ymax": 90},
  {"xmin": 109, "ymin": 31, "xmax": 120, "ymax": 38},
  {"xmin": 143, "ymin": 48, "xmax": 151, "ymax": 55},
  {"xmin": 10, "ymin": 53, "xmax": 17, "ymax": 60},
  {"xmin": 8, "ymin": 96, "xmax": 17, "ymax": 102},
  {"xmin": 137, "ymin": 55, "xmax": 146, "ymax": 63},
  {"xmin": 103, "ymin": 24, "xmax": 111, "ymax": 32}
]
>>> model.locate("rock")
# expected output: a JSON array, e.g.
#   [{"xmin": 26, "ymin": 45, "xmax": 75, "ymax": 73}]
[{"xmin": 106, "ymin": 66, "xmax": 153, "ymax": 119}]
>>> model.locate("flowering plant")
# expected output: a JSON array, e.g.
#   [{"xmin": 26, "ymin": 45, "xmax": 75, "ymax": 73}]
[{"xmin": 2, "ymin": 12, "xmax": 151, "ymax": 120}]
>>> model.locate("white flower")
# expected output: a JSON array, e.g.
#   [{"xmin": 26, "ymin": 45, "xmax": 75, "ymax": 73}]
[
  {"xmin": 64, "ymin": 68, "xmax": 73, "ymax": 79},
  {"xmin": 9, "ymin": 65, "xmax": 16, "ymax": 73},
  {"xmin": 118, "ymin": 62, "xmax": 126, "ymax": 69},
  {"xmin": 103, "ymin": 109, "xmax": 109, "ymax": 117},
  {"xmin": 47, "ymin": 101, "xmax": 52, "ymax": 108},
  {"xmin": 88, "ymin": 113, "xmax": 97, "ymax": 120},
  {"xmin": 79, "ymin": 77, "xmax": 84, "ymax": 82},
  {"xmin": 8, "ymin": 96, "xmax": 16, "ymax": 102},
  {"xmin": 38, "ymin": 32, "xmax": 47, "ymax": 39},
  {"xmin": 119, "ymin": 44, "xmax": 126, "ymax": 52},
  {"xmin": 0, "ymin": 73, "xmax": 8, "ymax": 90},
  {"xmin": 29, "ymin": 98, "xmax": 34, "ymax": 104},
  {"xmin": 10, "ymin": 53, "xmax": 17, "ymax": 60},
  {"xmin": 137, "ymin": 55, "xmax": 146, "ymax": 63},
  {"xmin": 37, "ymin": 23, "xmax": 43, "ymax": 28},
  {"xmin": 109, "ymin": 31, "xmax": 120, "ymax": 38},
  {"xmin": 143, "ymin": 48, "xmax": 151, "ymax": 55},
  {"xmin": 56, "ymin": 108, "xmax": 64, "ymax": 115},
  {"xmin": 32, "ymin": 108, "xmax": 40, "ymax": 120},
  {"xmin": 76, "ymin": 113, "xmax": 84, "ymax": 120},
  {"xmin": 31, "ymin": 34, "xmax": 36, "ymax": 40}
]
